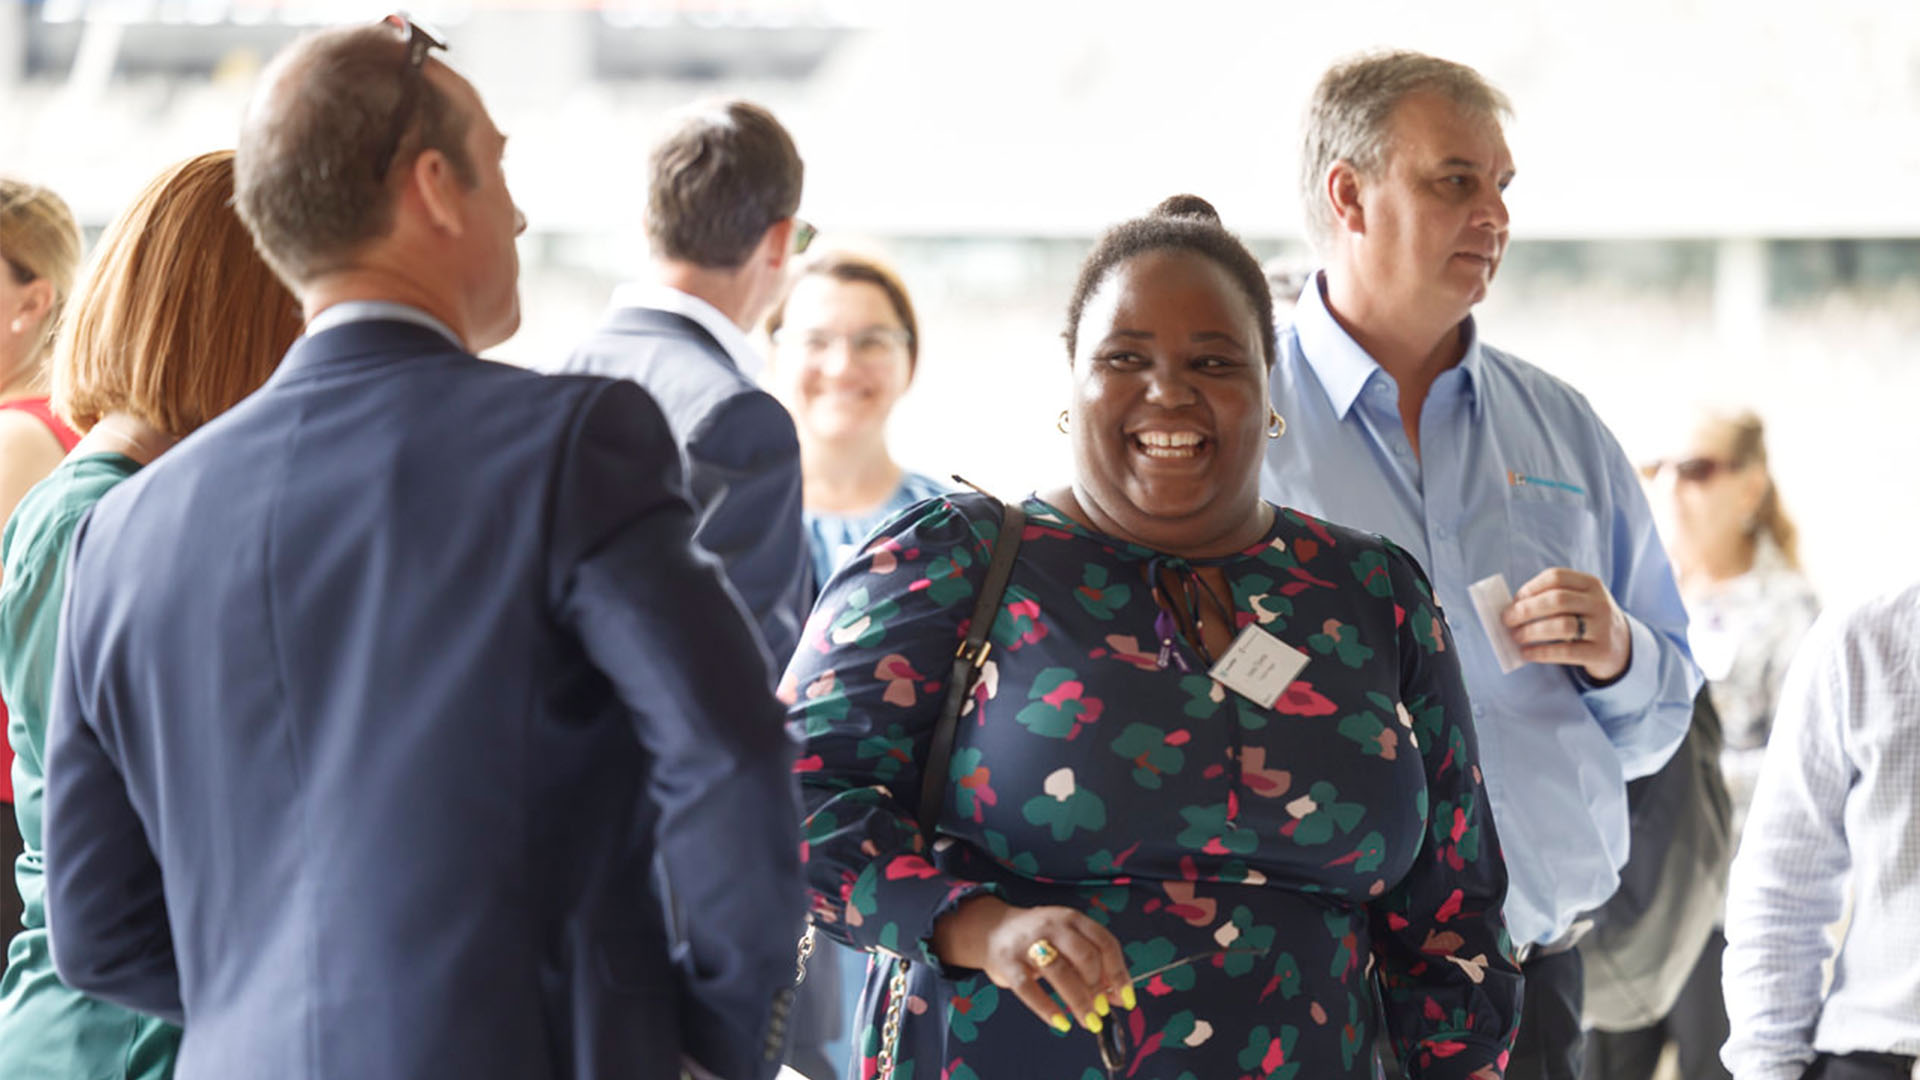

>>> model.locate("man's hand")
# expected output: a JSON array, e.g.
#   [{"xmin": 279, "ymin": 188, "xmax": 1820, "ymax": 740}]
[{"xmin": 1502, "ymin": 567, "xmax": 1631, "ymax": 684}]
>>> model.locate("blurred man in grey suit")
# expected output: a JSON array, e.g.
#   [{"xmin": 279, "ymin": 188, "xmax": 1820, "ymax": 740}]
[
  {"xmin": 555, "ymin": 102, "xmax": 839, "ymax": 1077},
  {"xmin": 557, "ymin": 99, "xmax": 814, "ymax": 670}
]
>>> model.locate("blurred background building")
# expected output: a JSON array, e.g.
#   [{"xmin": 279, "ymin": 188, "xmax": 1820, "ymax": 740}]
[{"xmin": 5, "ymin": 0, "xmax": 1917, "ymax": 608}]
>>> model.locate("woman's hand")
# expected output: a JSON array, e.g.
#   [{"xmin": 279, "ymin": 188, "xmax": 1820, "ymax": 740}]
[{"xmin": 931, "ymin": 895, "xmax": 1134, "ymax": 1033}]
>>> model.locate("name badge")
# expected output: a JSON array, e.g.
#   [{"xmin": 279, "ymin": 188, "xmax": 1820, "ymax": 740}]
[{"xmin": 1208, "ymin": 625, "xmax": 1311, "ymax": 709}]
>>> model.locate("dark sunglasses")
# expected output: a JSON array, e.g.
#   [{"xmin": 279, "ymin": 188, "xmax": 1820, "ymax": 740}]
[
  {"xmin": 1637, "ymin": 456, "xmax": 1736, "ymax": 484},
  {"xmin": 1093, "ymin": 946, "xmax": 1271, "ymax": 1078},
  {"xmin": 372, "ymin": 13, "xmax": 449, "ymax": 184}
]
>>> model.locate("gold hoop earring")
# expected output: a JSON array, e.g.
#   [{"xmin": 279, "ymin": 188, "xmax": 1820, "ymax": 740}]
[
  {"xmin": 1056, "ymin": 409, "xmax": 1071, "ymax": 435},
  {"xmin": 1267, "ymin": 406, "xmax": 1286, "ymax": 439}
]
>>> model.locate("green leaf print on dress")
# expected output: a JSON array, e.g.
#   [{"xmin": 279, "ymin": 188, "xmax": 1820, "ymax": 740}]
[
  {"xmin": 1238, "ymin": 1024, "xmax": 1302, "ymax": 1079},
  {"xmin": 1178, "ymin": 803, "xmax": 1259, "ymax": 855},
  {"xmin": 1111, "ymin": 722, "xmax": 1188, "ymax": 789},
  {"xmin": 1235, "ymin": 573, "xmax": 1295, "ymax": 630},
  {"xmin": 855, "ymin": 722, "xmax": 915, "ymax": 782},
  {"xmin": 1280, "ymin": 782, "xmax": 1365, "ymax": 845},
  {"xmin": 830, "ymin": 586, "xmax": 901, "ymax": 649},
  {"xmin": 947, "ymin": 979, "xmax": 1001, "ymax": 1042},
  {"xmin": 1021, "ymin": 767, "xmax": 1108, "ymax": 841},
  {"xmin": 1308, "ymin": 618, "xmax": 1375, "ymax": 668},
  {"xmin": 1074, "ymin": 563, "xmax": 1133, "ymax": 621},
  {"xmin": 1016, "ymin": 667, "xmax": 1104, "ymax": 738}
]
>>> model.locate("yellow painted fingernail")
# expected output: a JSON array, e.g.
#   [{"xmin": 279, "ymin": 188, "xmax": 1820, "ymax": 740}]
[
  {"xmin": 1083, "ymin": 1012, "xmax": 1103, "ymax": 1033},
  {"xmin": 1094, "ymin": 993, "xmax": 1110, "ymax": 1017},
  {"xmin": 1120, "ymin": 985, "xmax": 1138, "ymax": 1011},
  {"xmin": 1049, "ymin": 1012, "xmax": 1071, "ymax": 1033}
]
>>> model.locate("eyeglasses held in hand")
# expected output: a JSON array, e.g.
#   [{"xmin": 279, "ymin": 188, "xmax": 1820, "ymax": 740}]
[
  {"xmin": 1637, "ymin": 456, "xmax": 1736, "ymax": 484},
  {"xmin": 1094, "ymin": 946, "xmax": 1272, "ymax": 1079},
  {"xmin": 372, "ymin": 13, "xmax": 449, "ymax": 184}
]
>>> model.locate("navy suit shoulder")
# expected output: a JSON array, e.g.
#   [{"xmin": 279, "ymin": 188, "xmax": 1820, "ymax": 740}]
[
  {"xmin": 556, "ymin": 305, "xmax": 812, "ymax": 669},
  {"xmin": 559, "ymin": 307, "xmax": 758, "ymax": 446},
  {"xmin": 44, "ymin": 319, "xmax": 803, "ymax": 1080}
]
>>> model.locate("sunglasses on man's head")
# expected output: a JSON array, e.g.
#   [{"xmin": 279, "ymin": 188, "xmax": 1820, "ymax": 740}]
[
  {"xmin": 1637, "ymin": 457, "xmax": 1735, "ymax": 484},
  {"xmin": 791, "ymin": 218, "xmax": 817, "ymax": 256},
  {"xmin": 372, "ymin": 13, "xmax": 449, "ymax": 184}
]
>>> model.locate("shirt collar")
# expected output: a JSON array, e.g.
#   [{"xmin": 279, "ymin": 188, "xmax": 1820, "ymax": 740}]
[
  {"xmin": 608, "ymin": 281, "xmax": 764, "ymax": 379},
  {"xmin": 304, "ymin": 301, "xmax": 463, "ymax": 349},
  {"xmin": 1290, "ymin": 271, "xmax": 1487, "ymax": 421}
]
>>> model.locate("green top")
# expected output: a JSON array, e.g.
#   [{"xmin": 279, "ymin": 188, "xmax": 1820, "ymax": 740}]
[{"xmin": 0, "ymin": 452, "xmax": 178, "ymax": 1079}]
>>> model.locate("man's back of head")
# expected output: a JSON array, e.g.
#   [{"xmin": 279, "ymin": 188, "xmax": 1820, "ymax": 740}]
[
  {"xmin": 647, "ymin": 100, "xmax": 803, "ymax": 271},
  {"xmin": 644, "ymin": 100, "xmax": 804, "ymax": 331},
  {"xmin": 235, "ymin": 19, "xmax": 524, "ymax": 352}
]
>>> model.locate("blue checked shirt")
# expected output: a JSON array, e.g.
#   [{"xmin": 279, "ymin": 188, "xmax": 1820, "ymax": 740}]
[{"xmin": 1260, "ymin": 275, "xmax": 1701, "ymax": 948}]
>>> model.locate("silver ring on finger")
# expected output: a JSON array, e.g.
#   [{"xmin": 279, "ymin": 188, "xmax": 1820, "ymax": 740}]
[{"xmin": 1575, "ymin": 614, "xmax": 1587, "ymax": 642}]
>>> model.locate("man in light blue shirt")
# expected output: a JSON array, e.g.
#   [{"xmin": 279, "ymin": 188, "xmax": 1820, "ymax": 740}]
[{"xmin": 1262, "ymin": 51, "xmax": 1701, "ymax": 1080}]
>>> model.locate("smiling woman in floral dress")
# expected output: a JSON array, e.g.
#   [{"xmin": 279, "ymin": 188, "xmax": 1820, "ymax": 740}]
[{"xmin": 784, "ymin": 195, "xmax": 1521, "ymax": 1080}]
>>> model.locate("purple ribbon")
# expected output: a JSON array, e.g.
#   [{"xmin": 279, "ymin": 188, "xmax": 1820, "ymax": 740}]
[{"xmin": 1154, "ymin": 608, "xmax": 1192, "ymax": 673}]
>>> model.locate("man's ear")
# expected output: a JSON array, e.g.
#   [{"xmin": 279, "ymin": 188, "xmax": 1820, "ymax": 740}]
[
  {"xmin": 410, "ymin": 148, "xmax": 466, "ymax": 238},
  {"xmin": 1327, "ymin": 160, "xmax": 1367, "ymax": 236},
  {"xmin": 762, "ymin": 218, "xmax": 796, "ymax": 271}
]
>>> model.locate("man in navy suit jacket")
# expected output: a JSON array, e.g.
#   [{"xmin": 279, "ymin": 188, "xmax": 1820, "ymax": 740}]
[
  {"xmin": 556, "ymin": 99, "xmax": 814, "ymax": 671},
  {"xmin": 41, "ymin": 22, "xmax": 803, "ymax": 1080}
]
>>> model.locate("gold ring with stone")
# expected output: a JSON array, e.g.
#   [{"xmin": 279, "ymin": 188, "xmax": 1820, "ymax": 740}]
[{"xmin": 1027, "ymin": 938, "xmax": 1059, "ymax": 969}]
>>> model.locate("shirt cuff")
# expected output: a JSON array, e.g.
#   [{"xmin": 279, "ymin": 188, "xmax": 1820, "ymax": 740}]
[{"xmin": 1572, "ymin": 613, "xmax": 1659, "ymax": 718}]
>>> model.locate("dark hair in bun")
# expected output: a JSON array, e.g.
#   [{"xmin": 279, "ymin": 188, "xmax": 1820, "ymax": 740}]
[
  {"xmin": 1064, "ymin": 193, "xmax": 1277, "ymax": 365},
  {"xmin": 1152, "ymin": 193, "xmax": 1222, "ymax": 222}
]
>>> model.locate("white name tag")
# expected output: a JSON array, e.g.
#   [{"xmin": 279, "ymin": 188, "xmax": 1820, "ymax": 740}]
[
  {"xmin": 1468, "ymin": 572, "xmax": 1527, "ymax": 674},
  {"xmin": 1208, "ymin": 624, "xmax": 1312, "ymax": 708}
]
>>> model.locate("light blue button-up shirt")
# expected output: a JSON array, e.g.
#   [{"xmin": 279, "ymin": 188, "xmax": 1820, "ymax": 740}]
[{"xmin": 1260, "ymin": 274, "xmax": 1701, "ymax": 947}]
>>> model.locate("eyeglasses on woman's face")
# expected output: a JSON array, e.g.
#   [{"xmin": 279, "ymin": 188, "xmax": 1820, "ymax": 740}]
[{"xmin": 773, "ymin": 326, "xmax": 912, "ymax": 362}]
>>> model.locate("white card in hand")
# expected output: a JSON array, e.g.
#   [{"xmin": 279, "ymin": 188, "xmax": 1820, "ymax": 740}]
[
  {"xmin": 1209, "ymin": 624, "xmax": 1311, "ymax": 708},
  {"xmin": 1468, "ymin": 573, "xmax": 1526, "ymax": 674}
]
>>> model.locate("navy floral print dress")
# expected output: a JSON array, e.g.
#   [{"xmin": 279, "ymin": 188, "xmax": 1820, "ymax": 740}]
[{"xmin": 783, "ymin": 493, "xmax": 1522, "ymax": 1080}]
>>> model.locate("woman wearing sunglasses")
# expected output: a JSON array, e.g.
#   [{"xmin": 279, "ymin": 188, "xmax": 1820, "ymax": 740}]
[
  {"xmin": 1639, "ymin": 409, "xmax": 1818, "ymax": 840},
  {"xmin": 1593, "ymin": 409, "xmax": 1819, "ymax": 1078},
  {"xmin": 785, "ymin": 196, "xmax": 1520, "ymax": 1079}
]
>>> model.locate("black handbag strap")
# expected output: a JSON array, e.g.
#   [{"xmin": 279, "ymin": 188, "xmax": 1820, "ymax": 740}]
[{"xmin": 915, "ymin": 499, "xmax": 1027, "ymax": 839}]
